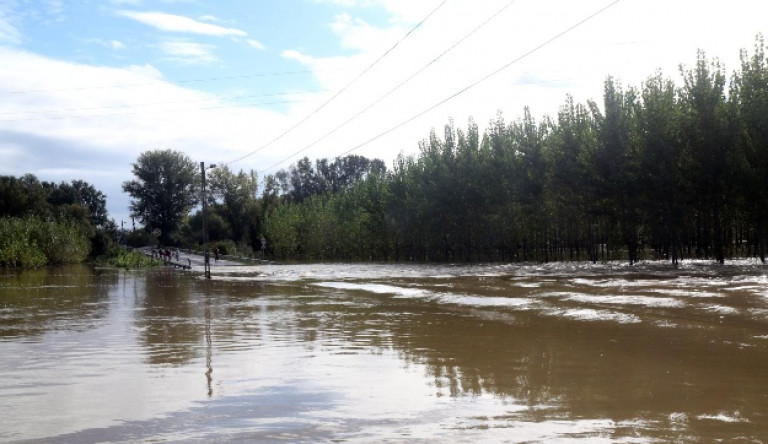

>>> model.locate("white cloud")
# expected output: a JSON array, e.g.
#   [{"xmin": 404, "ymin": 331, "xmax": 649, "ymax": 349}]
[
  {"xmin": 198, "ymin": 14, "xmax": 219, "ymax": 23},
  {"xmin": 0, "ymin": 11, "xmax": 21, "ymax": 44},
  {"xmin": 267, "ymin": 0, "xmax": 768, "ymax": 174},
  {"xmin": 84, "ymin": 38, "xmax": 127, "ymax": 50},
  {"xmin": 370, "ymin": 0, "xmax": 440, "ymax": 24},
  {"xmin": 3, "ymin": 0, "xmax": 768, "ymax": 224},
  {"xmin": 0, "ymin": 46, "xmax": 296, "ymax": 222},
  {"xmin": 247, "ymin": 39, "xmax": 265, "ymax": 50},
  {"xmin": 330, "ymin": 12, "xmax": 401, "ymax": 52},
  {"xmin": 117, "ymin": 10, "xmax": 247, "ymax": 37},
  {"xmin": 126, "ymin": 63, "xmax": 163, "ymax": 79},
  {"xmin": 282, "ymin": 49, "xmax": 314, "ymax": 65},
  {"xmin": 159, "ymin": 41, "xmax": 217, "ymax": 63}
]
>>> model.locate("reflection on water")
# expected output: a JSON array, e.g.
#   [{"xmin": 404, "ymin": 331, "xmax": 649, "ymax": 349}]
[
  {"xmin": 0, "ymin": 265, "xmax": 117, "ymax": 338},
  {"xmin": 1, "ymin": 262, "xmax": 768, "ymax": 442}
]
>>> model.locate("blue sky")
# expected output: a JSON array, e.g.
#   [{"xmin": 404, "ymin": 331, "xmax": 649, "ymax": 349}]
[{"xmin": 1, "ymin": 0, "xmax": 767, "ymax": 224}]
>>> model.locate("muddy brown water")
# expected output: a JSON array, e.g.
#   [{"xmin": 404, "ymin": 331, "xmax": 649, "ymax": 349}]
[{"xmin": 1, "ymin": 262, "xmax": 768, "ymax": 442}]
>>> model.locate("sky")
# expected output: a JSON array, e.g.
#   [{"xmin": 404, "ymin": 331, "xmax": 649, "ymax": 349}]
[{"xmin": 1, "ymin": 0, "xmax": 767, "ymax": 225}]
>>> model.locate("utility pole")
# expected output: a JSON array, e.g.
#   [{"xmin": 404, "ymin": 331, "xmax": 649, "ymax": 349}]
[{"xmin": 201, "ymin": 162, "xmax": 216, "ymax": 279}]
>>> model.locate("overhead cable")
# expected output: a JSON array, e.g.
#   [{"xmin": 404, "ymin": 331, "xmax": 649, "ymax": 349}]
[
  {"xmin": 223, "ymin": 0, "xmax": 449, "ymax": 167},
  {"xmin": 261, "ymin": 0, "xmax": 622, "ymax": 176},
  {"xmin": 258, "ymin": 0, "xmax": 519, "ymax": 173},
  {"xmin": 0, "ymin": 69, "xmax": 322, "ymax": 95}
]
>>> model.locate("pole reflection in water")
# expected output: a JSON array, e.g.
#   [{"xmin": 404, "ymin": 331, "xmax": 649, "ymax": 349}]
[
  {"xmin": 204, "ymin": 285, "xmax": 213, "ymax": 398},
  {"xmin": 1, "ymin": 262, "xmax": 768, "ymax": 442}
]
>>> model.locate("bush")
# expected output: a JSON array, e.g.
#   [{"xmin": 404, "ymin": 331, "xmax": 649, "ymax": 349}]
[
  {"xmin": 104, "ymin": 248, "xmax": 163, "ymax": 269},
  {"xmin": 0, "ymin": 220, "xmax": 46, "ymax": 267},
  {"xmin": 212, "ymin": 240, "xmax": 237, "ymax": 256},
  {"xmin": 0, "ymin": 216, "xmax": 89, "ymax": 267},
  {"xmin": 90, "ymin": 228, "xmax": 116, "ymax": 257}
]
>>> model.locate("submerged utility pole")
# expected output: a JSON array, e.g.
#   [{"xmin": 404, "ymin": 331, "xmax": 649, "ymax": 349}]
[{"xmin": 201, "ymin": 162, "xmax": 216, "ymax": 279}]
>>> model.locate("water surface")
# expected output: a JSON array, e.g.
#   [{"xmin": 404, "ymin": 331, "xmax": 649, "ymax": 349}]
[{"xmin": 1, "ymin": 262, "xmax": 768, "ymax": 442}]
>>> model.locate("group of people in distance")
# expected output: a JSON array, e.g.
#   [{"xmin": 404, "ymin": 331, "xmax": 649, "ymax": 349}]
[
  {"xmin": 152, "ymin": 248, "xmax": 180, "ymax": 262},
  {"xmin": 150, "ymin": 247, "xmax": 220, "ymax": 265}
]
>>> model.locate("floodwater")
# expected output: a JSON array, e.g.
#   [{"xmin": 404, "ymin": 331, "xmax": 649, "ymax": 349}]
[{"xmin": 1, "ymin": 261, "xmax": 768, "ymax": 443}]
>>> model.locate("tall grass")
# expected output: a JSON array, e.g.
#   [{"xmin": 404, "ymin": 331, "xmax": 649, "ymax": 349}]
[
  {"xmin": 0, "ymin": 216, "xmax": 90, "ymax": 267},
  {"xmin": 104, "ymin": 248, "xmax": 163, "ymax": 269}
]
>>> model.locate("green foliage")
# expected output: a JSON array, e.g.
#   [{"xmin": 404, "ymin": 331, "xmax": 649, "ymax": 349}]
[
  {"xmin": 122, "ymin": 149, "xmax": 198, "ymax": 246},
  {"xmin": 0, "ymin": 216, "xmax": 90, "ymax": 267},
  {"xmin": 125, "ymin": 229, "xmax": 158, "ymax": 248},
  {"xmin": 45, "ymin": 180, "xmax": 108, "ymax": 228},
  {"xmin": 0, "ymin": 174, "xmax": 114, "ymax": 262},
  {"xmin": 258, "ymin": 36, "xmax": 768, "ymax": 264},
  {"xmin": 211, "ymin": 240, "xmax": 236, "ymax": 256},
  {"xmin": 103, "ymin": 248, "xmax": 163, "ymax": 269}
]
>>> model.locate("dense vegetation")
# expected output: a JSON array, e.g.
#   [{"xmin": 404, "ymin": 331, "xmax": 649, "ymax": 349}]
[
  {"xmin": 101, "ymin": 248, "xmax": 163, "ymax": 269},
  {"xmin": 0, "ymin": 216, "xmax": 90, "ymax": 267},
  {"xmin": 0, "ymin": 174, "xmax": 114, "ymax": 267},
  {"xmin": 259, "ymin": 39, "xmax": 768, "ymax": 264}
]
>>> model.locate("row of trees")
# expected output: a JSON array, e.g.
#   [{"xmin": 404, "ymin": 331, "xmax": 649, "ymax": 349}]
[
  {"xmin": 122, "ymin": 149, "xmax": 385, "ymax": 253},
  {"xmin": 261, "ymin": 38, "xmax": 768, "ymax": 264},
  {"xmin": 122, "ymin": 37, "xmax": 768, "ymax": 264},
  {"xmin": 0, "ymin": 174, "xmax": 113, "ymax": 266}
]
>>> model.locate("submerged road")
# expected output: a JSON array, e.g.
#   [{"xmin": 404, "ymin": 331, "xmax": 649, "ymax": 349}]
[{"xmin": 136, "ymin": 247, "xmax": 248, "ymax": 268}]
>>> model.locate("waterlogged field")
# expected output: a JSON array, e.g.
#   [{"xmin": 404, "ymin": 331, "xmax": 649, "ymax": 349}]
[{"xmin": 1, "ymin": 261, "xmax": 768, "ymax": 442}]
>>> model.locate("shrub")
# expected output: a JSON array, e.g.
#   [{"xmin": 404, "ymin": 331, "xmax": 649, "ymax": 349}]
[
  {"xmin": 0, "ymin": 216, "xmax": 90, "ymax": 267},
  {"xmin": 105, "ymin": 249, "xmax": 163, "ymax": 269}
]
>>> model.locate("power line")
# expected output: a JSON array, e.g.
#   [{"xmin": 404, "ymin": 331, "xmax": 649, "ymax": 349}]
[
  {"xmin": 258, "ymin": 0, "xmax": 519, "ymax": 174},
  {"xmin": 0, "ymin": 69, "xmax": 325, "ymax": 95},
  {"xmin": 0, "ymin": 88, "xmax": 331, "ymax": 118},
  {"xmin": 260, "ymin": 0, "xmax": 622, "ymax": 176},
  {"xmin": 223, "ymin": 0, "xmax": 449, "ymax": 167},
  {"xmin": 0, "ymin": 97, "xmax": 317, "ymax": 122},
  {"xmin": 0, "ymin": 77, "xmax": 575, "ymax": 123},
  {"xmin": 0, "ymin": 76, "xmax": 574, "ymax": 122}
]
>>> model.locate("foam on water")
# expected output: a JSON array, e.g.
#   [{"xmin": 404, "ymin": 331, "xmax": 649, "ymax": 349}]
[
  {"xmin": 564, "ymin": 294, "xmax": 685, "ymax": 308},
  {"xmin": 648, "ymin": 289, "xmax": 724, "ymax": 298},
  {"xmin": 314, "ymin": 282, "xmax": 536, "ymax": 309},
  {"xmin": 314, "ymin": 282, "xmax": 429, "ymax": 298},
  {"xmin": 697, "ymin": 412, "xmax": 749, "ymax": 423},
  {"xmin": 547, "ymin": 308, "xmax": 642, "ymax": 324},
  {"xmin": 571, "ymin": 278, "xmax": 655, "ymax": 288},
  {"xmin": 700, "ymin": 304, "xmax": 739, "ymax": 315},
  {"xmin": 434, "ymin": 294, "xmax": 534, "ymax": 308}
]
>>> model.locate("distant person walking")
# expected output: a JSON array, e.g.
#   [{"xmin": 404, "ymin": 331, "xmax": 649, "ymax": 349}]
[{"xmin": 214, "ymin": 247, "xmax": 219, "ymax": 262}]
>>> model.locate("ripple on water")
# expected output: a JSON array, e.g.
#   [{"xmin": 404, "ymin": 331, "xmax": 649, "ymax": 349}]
[
  {"xmin": 546, "ymin": 308, "xmax": 642, "ymax": 324},
  {"xmin": 563, "ymin": 294, "xmax": 685, "ymax": 308}
]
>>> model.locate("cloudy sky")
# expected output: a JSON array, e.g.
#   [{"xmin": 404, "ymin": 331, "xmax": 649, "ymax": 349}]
[{"xmin": 1, "ymin": 0, "xmax": 766, "ymax": 224}]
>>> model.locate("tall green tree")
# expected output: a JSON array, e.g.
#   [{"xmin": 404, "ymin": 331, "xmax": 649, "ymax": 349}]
[
  {"xmin": 123, "ymin": 149, "xmax": 198, "ymax": 245},
  {"xmin": 638, "ymin": 71, "xmax": 685, "ymax": 263},
  {"xmin": 733, "ymin": 35, "xmax": 768, "ymax": 261},
  {"xmin": 45, "ymin": 180, "xmax": 108, "ymax": 228},
  {"xmin": 208, "ymin": 166, "xmax": 261, "ymax": 249},
  {"xmin": 595, "ymin": 78, "xmax": 642, "ymax": 263},
  {"xmin": 679, "ymin": 51, "xmax": 734, "ymax": 263},
  {"xmin": 0, "ymin": 174, "xmax": 50, "ymax": 218}
]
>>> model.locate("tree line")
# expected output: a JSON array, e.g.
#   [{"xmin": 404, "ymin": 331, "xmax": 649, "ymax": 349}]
[
  {"xmin": 0, "ymin": 174, "xmax": 113, "ymax": 266},
  {"xmin": 120, "ymin": 36, "xmax": 768, "ymax": 264},
  {"xmin": 121, "ymin": 149, "xmax": 386, "ymax": 255},
  {"xmin": 261, "ymin": 38, "xmax": 768, "ymax": 264}
]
